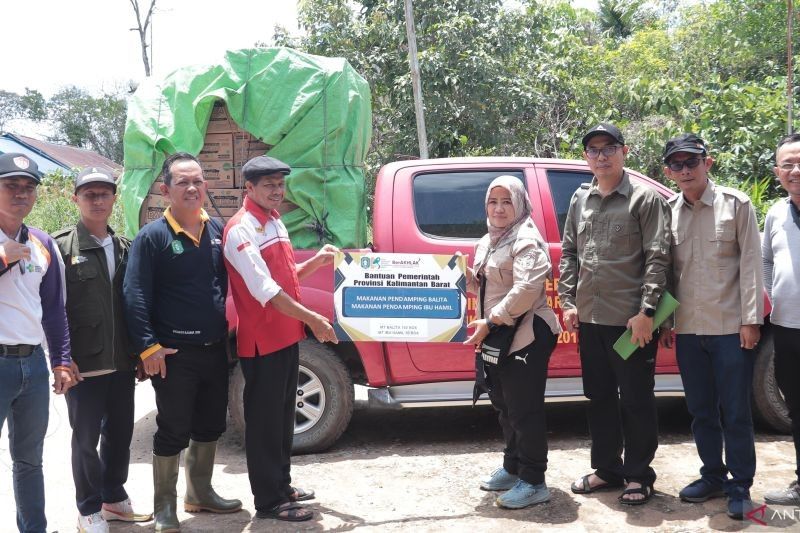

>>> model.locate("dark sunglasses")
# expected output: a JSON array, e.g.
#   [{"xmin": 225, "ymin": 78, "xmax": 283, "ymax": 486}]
[{"xmin": 667, "ymin": 157, "xmax": 704, "ymax": 171}]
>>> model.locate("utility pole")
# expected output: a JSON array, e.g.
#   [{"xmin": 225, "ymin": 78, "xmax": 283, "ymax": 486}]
[
  {"xmin": 789, "ymin": 0, "xmax": 794, "ymax": 134},
  {"xmin": 403, "ymin": 0, "xmax": 429, "ymax": 159}
]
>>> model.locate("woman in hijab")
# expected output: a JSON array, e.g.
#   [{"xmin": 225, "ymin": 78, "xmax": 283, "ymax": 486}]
[{"xmin": 464, "ymin": 175, "xmax": 562, "ymax": 509}]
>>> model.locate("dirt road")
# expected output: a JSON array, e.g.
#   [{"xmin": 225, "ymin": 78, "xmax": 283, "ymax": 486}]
[{"xmin": 1, "ymin": 384, "xmax": 796, "ymax": 532}]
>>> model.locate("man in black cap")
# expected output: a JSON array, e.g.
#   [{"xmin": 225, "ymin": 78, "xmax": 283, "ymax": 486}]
[
  {"xmin": 53, "ymin": 167, "xmax": 152, "ymax": 532},
  {"xmin": 0, "ymin": 152, "xmax": 74, "ymax": 532},
  {"xmin": 559, "ymin": 123, "xmax": 671, "ymax": 504},
  {"xmin": 124, "ymin": 152, "xmax": 241, "ymax": 532},
  {"xmin": 223, "ymin": 155, "xmax": 338, "ymax": 522},
  {"xmin": 658, "ymin": 134, "xmax": 762, "ymax": 519}
]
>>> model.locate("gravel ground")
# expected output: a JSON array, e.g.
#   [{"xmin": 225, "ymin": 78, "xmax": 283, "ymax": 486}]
[{"xmin": 1, "ymin": 384, "xmax": 797, "ymax": 532}]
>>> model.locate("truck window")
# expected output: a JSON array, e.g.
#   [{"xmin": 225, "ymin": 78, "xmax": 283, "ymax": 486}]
[
  {"xmin": 546, "ymin": 170, "xmax": 593, "ymax": 238},
  {"xmin": 413, "ymin": 171, "xmax": 525, "ymax": 239}
]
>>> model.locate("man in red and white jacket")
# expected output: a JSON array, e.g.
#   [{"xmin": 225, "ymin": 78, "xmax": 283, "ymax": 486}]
[{"xmin": 223, "ymin": 156, "xmax": 338, "ymax": 523}]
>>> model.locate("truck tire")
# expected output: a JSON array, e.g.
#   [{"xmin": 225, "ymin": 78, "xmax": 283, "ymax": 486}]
[
  {"xmin": 228, "ymin": 339, "xmax": 354, "ymax": 455},
  {"xmin": 752, "ymin": 331, "xmax": 791, "ymax": 433}
]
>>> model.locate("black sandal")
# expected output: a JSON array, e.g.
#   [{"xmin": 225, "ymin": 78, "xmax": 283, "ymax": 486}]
[
  {"xmin": 257, "ymin": 501, "xmax": 314, "ymax": 522},
  {"xmin": 289, "ymin": 486, "xmax": 316, "ymax": 502},
  {"xmin": 618, "ymin": 484, "xmax": 654, "ymax": 505},
  {"xmin": 571, "ymin": 473, "xmax": 623, "ymax": 494}
]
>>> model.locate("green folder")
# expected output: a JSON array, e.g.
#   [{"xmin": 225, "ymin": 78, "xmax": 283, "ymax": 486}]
[{"xmin": 613, "ymin": 291, "xmax": 680, "ymax": 360}]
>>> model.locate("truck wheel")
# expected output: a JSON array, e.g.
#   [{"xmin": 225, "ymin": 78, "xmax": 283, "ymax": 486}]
[
  {"xmin": 228, "ymin": 339, "xmax": 354, "ymax": 455},
  {"xmin": 752, "ymin": 331, "xmax": 791, "ymax": 433}
]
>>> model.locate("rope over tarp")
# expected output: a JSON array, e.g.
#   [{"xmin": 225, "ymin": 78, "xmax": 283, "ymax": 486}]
[{"xmin": 118, "ymin": 47, "xmax": 372, "ymax": 249}]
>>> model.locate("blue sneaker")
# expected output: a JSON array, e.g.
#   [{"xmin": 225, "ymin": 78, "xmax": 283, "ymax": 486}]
[
  {"xmin": 679, "ymin": 478, "xmax": 724, "ymax": 503},
  {"xmin": 726, "ymin": 492, "xmax": 751, "ymax": 520},
  {"xmin": 480, "ymin": 468, "xmax": 518, "ymax": 491},
  {"xmin": 496, "ymin": 480, "xmax": 551, "ymax": 509}
]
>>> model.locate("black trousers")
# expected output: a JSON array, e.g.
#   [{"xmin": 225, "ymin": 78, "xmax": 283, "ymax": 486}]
[
  {"xmin": 66, "ymin": 370, "xmax": 135, "ymax": 516},
  {"xmin": 579, "ymin": 322, "xmax": 659, "ymax": 486},
  {"xmin": 486, "ymin": 315, "xmax": 557, "ymax": 485},
  {"xmin": 773, "ymin": 324, "xmax": 800, "ymax": 482},
  {"xmin": 150, "ymin": 342, "xmax": 229, "ymax": 456},
  {"xmin": 239, "ymin": 344, "xmax": 299, "ymax": 511}
]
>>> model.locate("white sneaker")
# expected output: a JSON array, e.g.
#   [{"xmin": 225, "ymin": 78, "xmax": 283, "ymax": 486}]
[
  {"xmin": 77, "ymin": 512, "xmax": 109, "ymax": 533},
  {"xmin": 101, "ymin": 498, "xmax": 153, "ymax": 522}
]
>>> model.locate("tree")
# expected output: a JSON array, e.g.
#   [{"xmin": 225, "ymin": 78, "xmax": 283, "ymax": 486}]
[
  {"xmin": 128, "ymin": 0, "xmax": 157, "ymax": 76},
  {"xmin": 47, "ymin": 87, "xmax": 128, "ymax": 164},
  {"xmin": 596, "ymin": 0, "xmax": 650, "ymax": 39},
  {"xmin": 274, "ymin": 0, "xmax": 792, "ymax": 217},
  {"xmin": 0, "ymin": 89, "xmax": 46, "ymax": 132}
]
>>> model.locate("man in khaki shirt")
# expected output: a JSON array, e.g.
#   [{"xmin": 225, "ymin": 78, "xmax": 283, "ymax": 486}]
[
  {"xmin": 658, "ymin": 133, "xmax": 762, "ymax": 520},
  {"xmin": 559, "ymin": 123, "xmax": 671, "ymax": 505}
]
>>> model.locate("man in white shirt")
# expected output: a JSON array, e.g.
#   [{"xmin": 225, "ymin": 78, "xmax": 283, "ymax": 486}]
[
  {"xmin": 763, "ymin": 134, "xmax": 800, "ymax": 505},
  {"xmin": 0, "ymin": 152, "xmax": 74, "ymax": 533}
]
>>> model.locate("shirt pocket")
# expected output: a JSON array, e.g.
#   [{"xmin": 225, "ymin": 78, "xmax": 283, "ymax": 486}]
[
  {"xmin": 577, "ymin": 220, "xmax": 591, "ymax": 250},
  {"xmin": 69, "ymin": 316, "xmax": 104, "ymax": 356},
  {"xmin": 708, "ymin": 222, "xmax": 737, "ymax": 267},
  {"xmin": 66, "ymin": 263, "xmax": 99, "ymax": 283},
  {"xmin": 608, "ymin": 221, "xmax": 641, "ymax": 255}
]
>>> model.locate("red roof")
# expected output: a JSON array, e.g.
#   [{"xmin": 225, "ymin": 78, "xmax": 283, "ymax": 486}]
[{"xmin": 15, "ymin": 134, "xmax": 122, "ymax": 174}]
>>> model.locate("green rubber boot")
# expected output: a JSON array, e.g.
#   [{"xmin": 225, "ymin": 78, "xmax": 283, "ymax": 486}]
[
  {"xmin": 183, "ymin": 440, "xmax": 242, "ymax": 513},
  {"xmin": 153, "ymin": 453, "xmax": 181, "ymax": 532}
]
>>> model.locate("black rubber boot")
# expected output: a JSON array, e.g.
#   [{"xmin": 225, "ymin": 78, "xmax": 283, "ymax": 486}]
[
  {"xmin": 153, "ymin": 453, "xmax": 181, "ymax": 532},
  {"xmin": 183, "ymin": 440, "xmax": 242, "ymax": 513}
]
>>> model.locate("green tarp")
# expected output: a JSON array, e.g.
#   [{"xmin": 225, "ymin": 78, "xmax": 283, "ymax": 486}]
[{"xmin": 119, "ymin": 47, "xmax": 371, "ymax": 249}]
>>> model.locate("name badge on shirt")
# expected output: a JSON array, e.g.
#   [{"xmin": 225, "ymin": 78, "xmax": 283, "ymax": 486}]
[
  {"xmin": 171, "ymin": 240, "xmax": 184, "ymax": 255},
  {"xmin": 71, "ymin": 255, "xmax": 88, "ymax": 265}
]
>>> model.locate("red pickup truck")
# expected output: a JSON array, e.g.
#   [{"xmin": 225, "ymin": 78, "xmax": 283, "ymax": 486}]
[{"xmin": 226, "ymin": 157, "xmax": 789, "ymax": 453}]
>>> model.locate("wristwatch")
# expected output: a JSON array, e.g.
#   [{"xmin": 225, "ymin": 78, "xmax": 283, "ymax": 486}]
[{"xmin": 640, "ymin": 307, "xmax": 656, "ymax": 318}]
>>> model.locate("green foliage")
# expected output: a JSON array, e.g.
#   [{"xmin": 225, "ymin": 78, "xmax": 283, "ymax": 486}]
[
  {"xmin": 26, "ymin": 170, "xmax": 126, "ymax": 235},
  {"xmin": 0, "ymin": 88, "xmax": 46, "ymax": 131},
  {"xmin": 271, "ymin": 0, "xmax": 791, "ymax": 226},
  {"xmin": 47, "ymin": 87, "xmax": 127, "ymax": 164},
  {"xmin": 597, "ymin": 0, "xmax": 653, "ymax": 39}
]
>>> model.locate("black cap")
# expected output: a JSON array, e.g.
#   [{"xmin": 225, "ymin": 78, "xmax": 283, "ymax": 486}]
[
  {"xmin": 74, "ymin": 167, "xmax": 117, "ymax": 192},
  {"xmin": 242, "ymin": 156, "xmax": 291, "ymax": 182},
  {"xmin": 0, "ymin": 153, "xmax": 42, "ymax": 183},
  {"xmin": 582, "ymin": 122, "xmax": 625, "ymax": 148},
  {"xmin": 663, "ymin": 133, "xmax": 707, "ymax": 162}
]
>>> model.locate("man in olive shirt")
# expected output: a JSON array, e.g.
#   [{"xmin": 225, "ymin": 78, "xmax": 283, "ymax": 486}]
[
  {"xmin": 54, "ymin": 168, "xmax": 150, "ymax": 532},
  {"xmin": 559, "ymin": 123, "xmax": 670, "ymax": 505}
]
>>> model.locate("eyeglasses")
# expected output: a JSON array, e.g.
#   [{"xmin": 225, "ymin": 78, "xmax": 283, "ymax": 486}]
[
  {"xmin": 777, "ymin": 162, "xmax": 800, "ymax": 172},
  {"xmin": 78, "ymin": 192, "xmax": 115, "ymax": 202},
  {"xmin": 667, "ymin": 157, "xmax": 704, "ymax": 171},
  {"xmin": 585, "ymin": 145, "xmax": 622, "ymax": 158}
]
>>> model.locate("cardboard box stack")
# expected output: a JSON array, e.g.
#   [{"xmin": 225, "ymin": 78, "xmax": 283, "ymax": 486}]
[{"xmin": 139, "ymin": 102, "xmax": 271, "ymax": 226}]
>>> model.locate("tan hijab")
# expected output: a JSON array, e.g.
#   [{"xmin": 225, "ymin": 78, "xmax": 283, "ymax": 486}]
[{"xmin": 485, "ymin": 175, "xmax": 532, "ymax": 246}]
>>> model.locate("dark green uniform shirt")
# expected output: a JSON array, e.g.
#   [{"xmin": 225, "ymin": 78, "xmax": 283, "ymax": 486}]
[{"xmin": 558, "ymin": 172, "xmax": 671, "ymax": 326}]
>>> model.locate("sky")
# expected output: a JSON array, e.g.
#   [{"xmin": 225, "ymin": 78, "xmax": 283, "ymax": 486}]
[
  {"xmin": 3, "ymin": 0, "xmax": 299, "ymax": 96},
  {"xmin": 3, "ymin": 0, "xmax": 598, "ymax": 100}
]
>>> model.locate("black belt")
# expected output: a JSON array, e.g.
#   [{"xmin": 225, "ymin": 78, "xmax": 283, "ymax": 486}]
[
  {"xmin": 0, "ymin": 344, "xmax": 37, "ymax": 357},
  {"xmin": 166, "ymin": 337, "xmax": 226, "ymax": 349}
]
